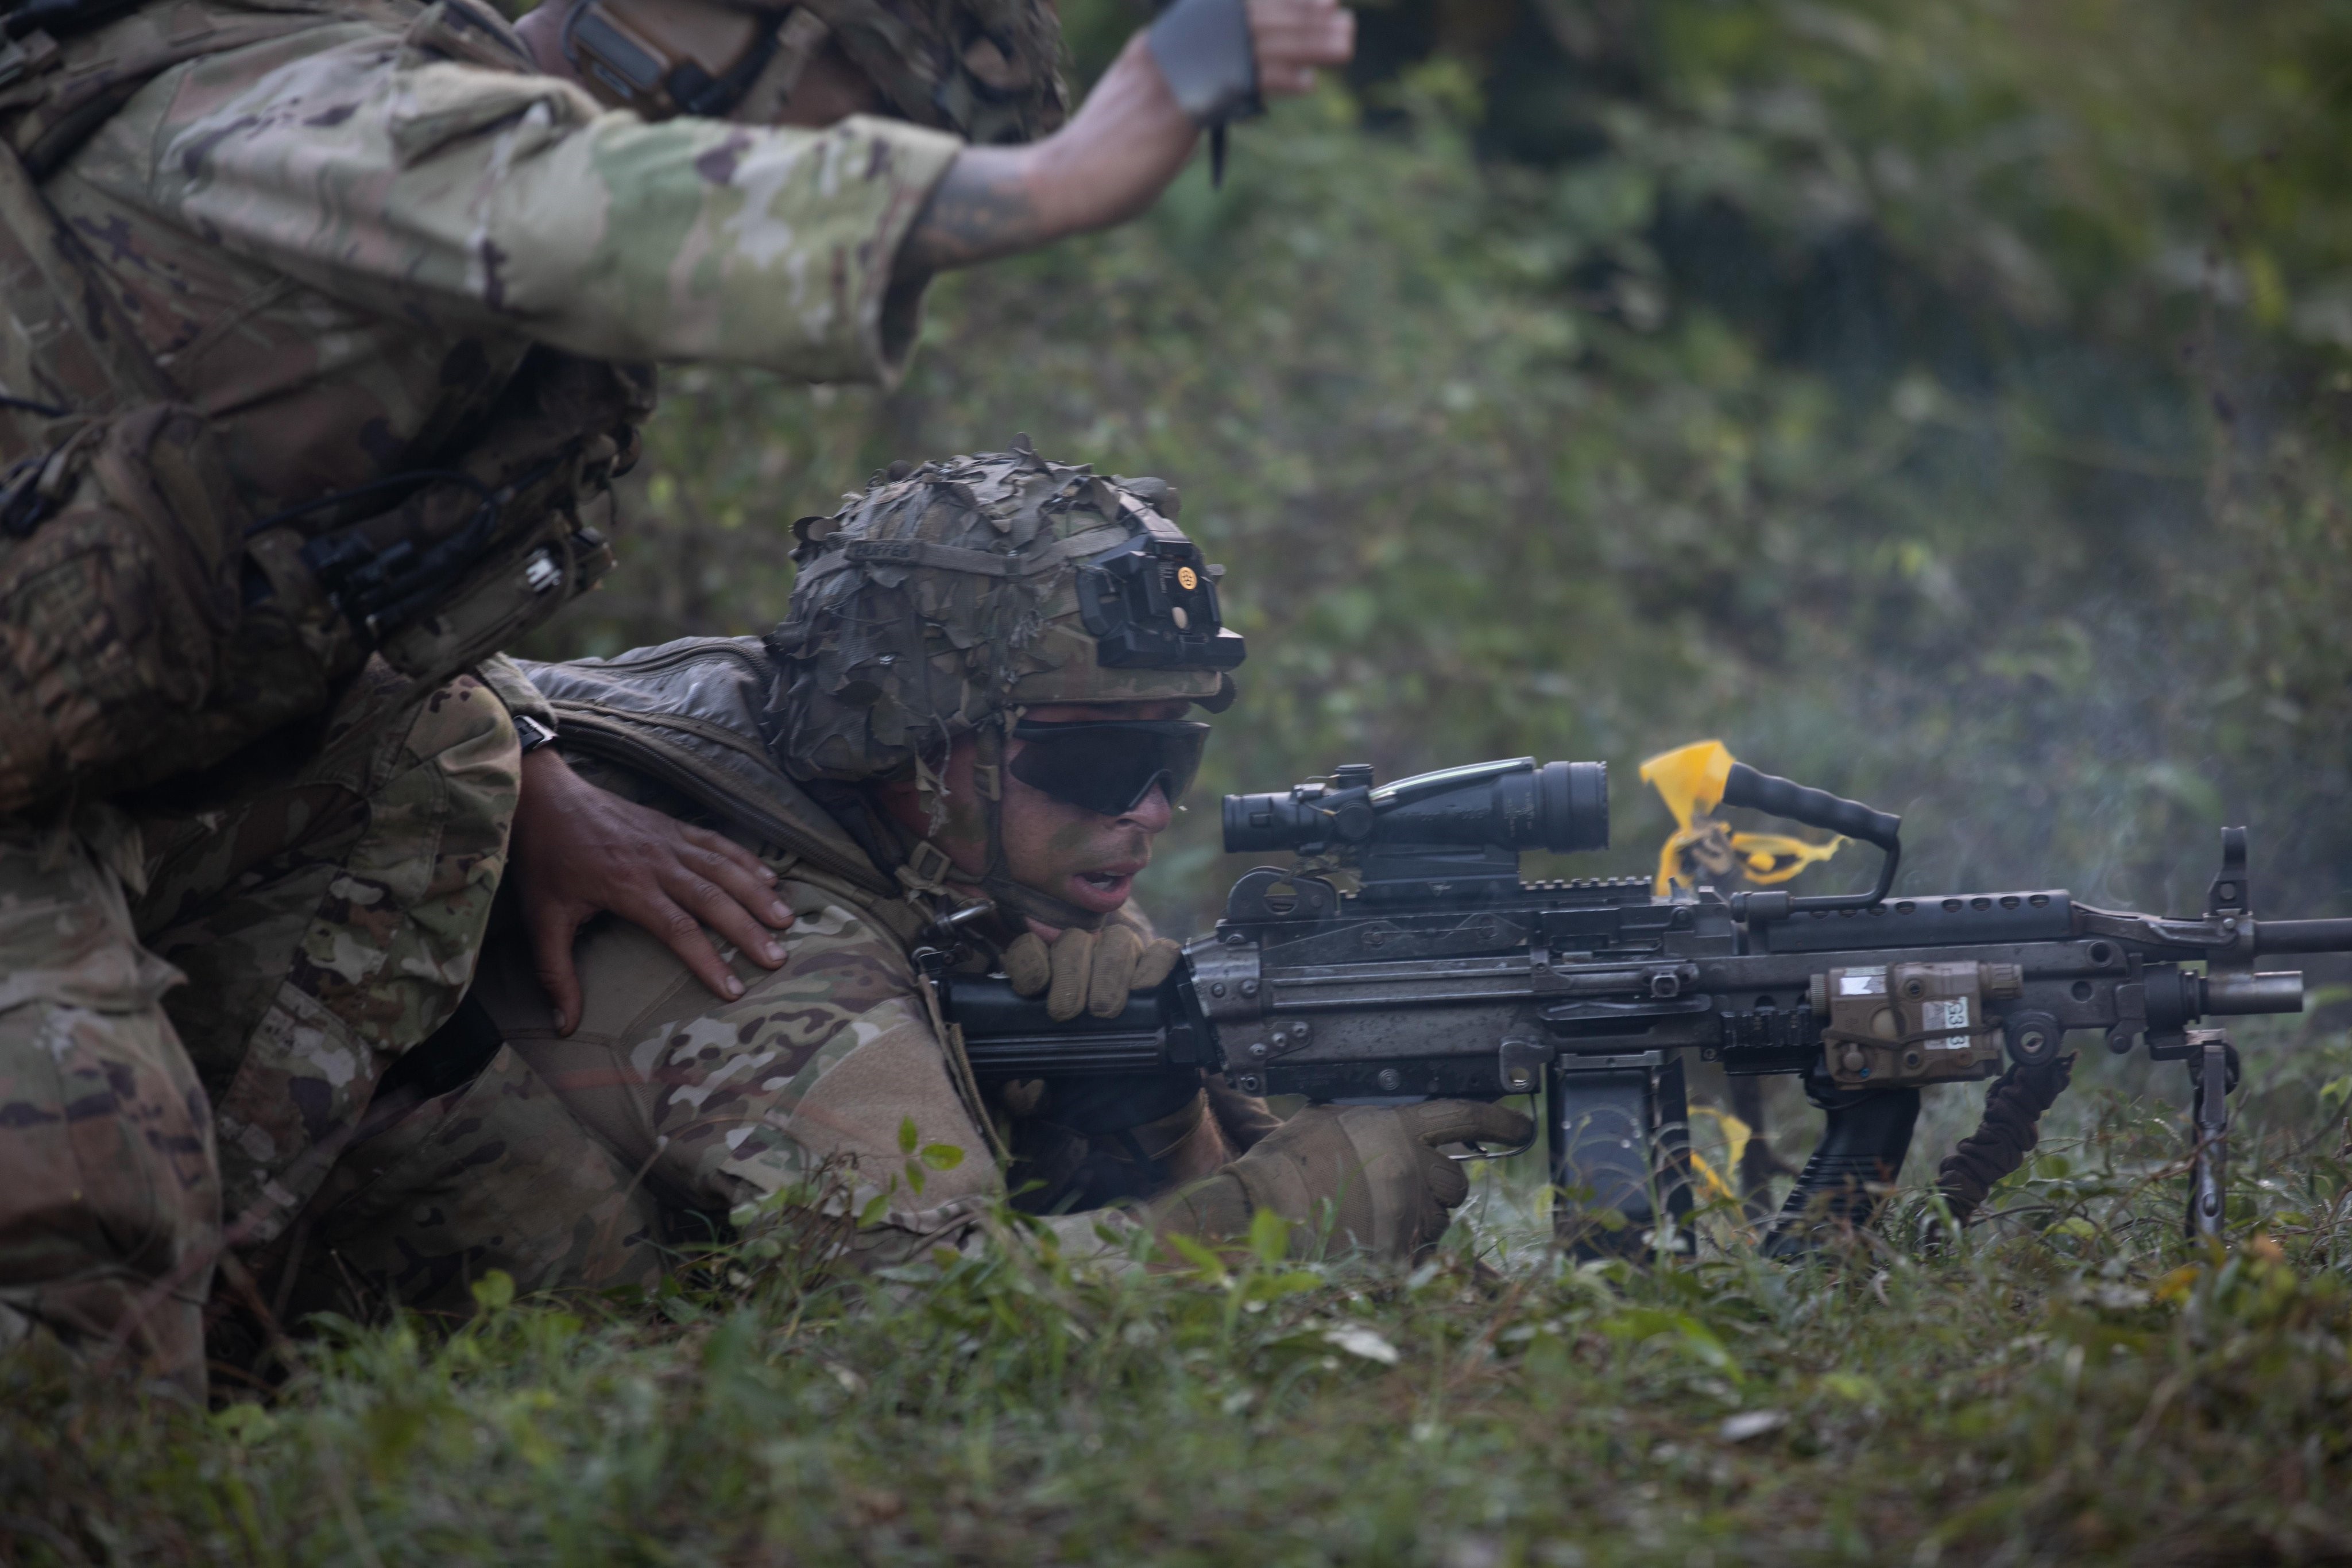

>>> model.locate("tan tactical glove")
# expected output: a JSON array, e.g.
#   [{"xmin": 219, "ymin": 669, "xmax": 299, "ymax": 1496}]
[
  {"xmin": 1205, "ymin": 1073, "xmax": 1284, "ymax": 1152},
  {"xmin": 1149, "ymin": 1099, "xmax": 1534, "ymax": 1262},
  {"xmin": 1003, "ymin": 912, "xmax": 1182, "ymax": 1021}
]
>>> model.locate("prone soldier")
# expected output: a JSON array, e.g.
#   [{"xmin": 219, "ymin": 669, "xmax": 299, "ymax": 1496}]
[
  {"xmin": 254, "ymin": 445, "xmax": 1530, "ymax": 1316},
  {"xmin": 0, "ymin": 0, "xmax": 1352, "ymax": 1389}
]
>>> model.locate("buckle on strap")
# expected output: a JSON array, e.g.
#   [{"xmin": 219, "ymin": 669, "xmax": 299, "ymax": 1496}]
[{"xmin": 897, "ymin": 838, "xmax": 956, "ymax": 899}]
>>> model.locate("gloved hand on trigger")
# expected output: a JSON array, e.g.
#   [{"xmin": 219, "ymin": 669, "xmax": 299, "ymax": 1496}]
[
  {"xmin": 1003, "ymin": 912, "xmax": 1182, "ymax": 1021},
  {"xmin": 1148, "ymin": 1099, "xmax": 1534, "ymax": 1261}
]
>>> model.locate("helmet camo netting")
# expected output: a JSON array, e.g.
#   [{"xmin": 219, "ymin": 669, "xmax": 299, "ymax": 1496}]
[{"xmin": 761, "ymin": 441, "xmax": 1239, "ymax": 787}]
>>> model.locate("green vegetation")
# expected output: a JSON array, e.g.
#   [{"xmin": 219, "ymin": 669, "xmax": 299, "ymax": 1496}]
[
  {"xmin": 8, "ymin": 1067, "xmax": 2352, "ymax": 1562},
  {"xmin": 10, "ymin": 0, "xmax": 2352, "ymax": 1558}
]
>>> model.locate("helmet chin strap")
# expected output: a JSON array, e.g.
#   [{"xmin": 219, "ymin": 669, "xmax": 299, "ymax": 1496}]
[{"xmin": 968, "ymin": 717, "xmax": 1110, "ymax": 934}]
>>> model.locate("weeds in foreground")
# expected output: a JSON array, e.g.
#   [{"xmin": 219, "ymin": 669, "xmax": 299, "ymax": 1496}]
[{"xmin": 5, "ymin": 1082, "xmax": 2352, "ymax": 1566}]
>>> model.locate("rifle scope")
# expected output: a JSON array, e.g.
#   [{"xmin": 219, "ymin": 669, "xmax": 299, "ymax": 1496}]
[{"xmin": 1223, "ymin": 757, "xmax": 1609, "ymax": 857}]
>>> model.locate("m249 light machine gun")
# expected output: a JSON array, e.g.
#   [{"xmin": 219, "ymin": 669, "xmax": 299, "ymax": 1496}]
[{"xmin": 939, "ymin": 756, "xmax": 2352, "ymax": 1250}]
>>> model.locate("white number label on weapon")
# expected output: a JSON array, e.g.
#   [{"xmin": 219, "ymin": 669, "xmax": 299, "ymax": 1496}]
[{"xmin": 1920, "ymin": 995, "xmax": 1972, "ymax": 1050}]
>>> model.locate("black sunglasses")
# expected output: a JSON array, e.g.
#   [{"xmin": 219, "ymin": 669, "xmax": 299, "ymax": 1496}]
[{"xmin": 1007, "ymin": 721, "xmax": 1212, "ymax": 818}]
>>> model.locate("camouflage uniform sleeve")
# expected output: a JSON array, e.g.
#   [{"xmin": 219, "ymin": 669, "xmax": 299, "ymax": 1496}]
[
  {"xmin": 78, "ymin": 25, "xmax": 962, "ymax": 384},
  {"xmin": 473, "ymin": 872, "xmax": 1016, "ymax": 1272},
  {"xmin": 471, "ymin": 655, "xmax": 556, "ymax": 729}
]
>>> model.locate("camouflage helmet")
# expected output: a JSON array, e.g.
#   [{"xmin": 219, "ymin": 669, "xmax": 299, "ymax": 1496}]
[{"xmin": 763, "ymin": 439, "xmax": 1243, "ymax": 788}]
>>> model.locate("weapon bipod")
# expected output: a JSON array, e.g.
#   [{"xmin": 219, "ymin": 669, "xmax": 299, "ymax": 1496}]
[
  {"xmin": 1549, "ymin": 1029, "xmax": 2244, "ymax": 1253},
  {"xmin": 2155, "ymin": 1025, "xmax": 2239, "ymax": 1241}
]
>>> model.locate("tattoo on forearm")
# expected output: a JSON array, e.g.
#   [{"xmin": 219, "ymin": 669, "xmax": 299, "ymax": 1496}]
[{"xmin": 902, "ymin": 154, "xmax": 1047, "ymax": 274}]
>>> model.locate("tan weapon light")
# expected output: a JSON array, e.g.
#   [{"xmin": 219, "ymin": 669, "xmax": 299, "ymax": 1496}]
[{"xmin": 1812, "ymin": 961, "xmax": 2018, "ymax": 1087}]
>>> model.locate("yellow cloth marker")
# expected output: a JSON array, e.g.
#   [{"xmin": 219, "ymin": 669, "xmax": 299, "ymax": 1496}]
[{"xmin": 1639, "ymin": 740, "xmax": 1845, "ymax": 897}]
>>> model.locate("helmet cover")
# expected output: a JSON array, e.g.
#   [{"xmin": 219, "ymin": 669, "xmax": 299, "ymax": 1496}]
[{"xmin": 762, "ymin": 439, "xmax": 1243, "ymax": 785}]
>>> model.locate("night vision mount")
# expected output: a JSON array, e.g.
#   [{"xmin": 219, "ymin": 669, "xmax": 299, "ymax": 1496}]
[{"xmin": 1077, "ymin": 534, "xmax": 1245, "ymax": 671}]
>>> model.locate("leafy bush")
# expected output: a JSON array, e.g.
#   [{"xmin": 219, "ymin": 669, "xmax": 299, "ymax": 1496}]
[{"xmin": 9, "ymin": 1095, "xmax": 2352, "ymax": 1564}]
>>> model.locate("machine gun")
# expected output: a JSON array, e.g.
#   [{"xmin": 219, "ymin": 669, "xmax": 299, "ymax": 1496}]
[{"xmin": 935, "ymin": 756, "xmax": 2352, "ymax": 1250}]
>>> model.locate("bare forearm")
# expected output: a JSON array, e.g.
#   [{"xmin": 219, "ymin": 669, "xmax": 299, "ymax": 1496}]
[
  {"xmin": 898, "ymin": 149, "xmax": 1051, "ymax": 274},
  {"xmin": 901, "ymin": 35, "xmax": 1197, "ymax": 273},
  {"xmin": 899, "ymin": 0, "xmax": 1350, "ymax": 275}
]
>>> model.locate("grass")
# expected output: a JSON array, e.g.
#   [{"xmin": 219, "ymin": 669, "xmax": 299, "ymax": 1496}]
[{"xmin": 6, "ymin": 1064, "xmax": 2352, "ymax": 1567}]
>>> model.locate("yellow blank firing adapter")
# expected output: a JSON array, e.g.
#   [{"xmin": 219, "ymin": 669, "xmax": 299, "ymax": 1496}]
[{"xmin": 1639, "ymin": 740, "xmax": 1844, "ymax": 897}]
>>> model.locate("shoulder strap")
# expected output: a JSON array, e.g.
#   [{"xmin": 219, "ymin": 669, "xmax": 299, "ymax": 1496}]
[{"xmin": 546, "ymin": 699, "xmax": 902, "ymax": 904}]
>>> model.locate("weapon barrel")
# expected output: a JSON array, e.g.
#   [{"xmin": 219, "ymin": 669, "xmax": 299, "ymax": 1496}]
[
  {"xmin": 2253, "ymin": 918, "xmax": 2352, "ymax": 955},
  {"xmin": 2202, "ymin": 971, "xmax": 2303, "ymax": 1015}
]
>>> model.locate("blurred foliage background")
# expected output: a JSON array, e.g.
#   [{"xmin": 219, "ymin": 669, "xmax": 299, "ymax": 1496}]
[{"xmin": 527, "ymin": 0, "xmax": 2352, "ymax": 974}]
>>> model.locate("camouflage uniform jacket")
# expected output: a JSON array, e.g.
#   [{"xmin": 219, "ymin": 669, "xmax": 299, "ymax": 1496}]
[
  {"xmin": 6, "ymin": 0, "xmax": 961, "ymax": 517},
  {"xmin": 472, "ymin": 636, "xmax": 1103, "ymax": 1267},
  {"xmin": 308, "ymin": 633, "xmax": 1271, "ymax": 1306}
]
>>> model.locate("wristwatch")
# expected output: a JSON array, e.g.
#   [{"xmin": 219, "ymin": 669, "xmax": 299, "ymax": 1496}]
[{"xmin": 515, "ymin": 715, "xmax": 559, "ymax": 754}]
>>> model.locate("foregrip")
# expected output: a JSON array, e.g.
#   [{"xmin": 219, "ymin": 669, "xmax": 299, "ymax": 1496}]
[{"xmin": 1761, "ymin": 1083, "xmax": 1920, "ymax": 1257}]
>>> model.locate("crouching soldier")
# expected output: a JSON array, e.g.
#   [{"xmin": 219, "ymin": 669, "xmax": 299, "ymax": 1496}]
[{"xmin": 259, "ymin": 445, "xmax": 1529, "ymax": 1317}]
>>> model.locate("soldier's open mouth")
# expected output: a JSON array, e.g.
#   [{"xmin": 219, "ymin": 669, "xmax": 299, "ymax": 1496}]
[{"xmin": 1070, "ymin": 869, "xmax": 1136, "ymax": 909}]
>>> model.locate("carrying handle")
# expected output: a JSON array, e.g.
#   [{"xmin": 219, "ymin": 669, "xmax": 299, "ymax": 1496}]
[
  {"xmin": 1721, "ymin": 762, "xmax": 1901, "ymax": 850},
  {"xmin": 1722, "ymin": 763, "xmax": 1903, "ymax": 916}
]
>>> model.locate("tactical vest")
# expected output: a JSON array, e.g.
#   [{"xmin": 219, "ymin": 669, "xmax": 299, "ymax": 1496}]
[
  {"xmin": 517, "ymin": 633, "xmax": 934, "ymax": 934},
  {"xmin": 519, "ymin": 633, "xmax": 1042, "ymax": 1164},
  {"xmin": 0, "ymin": 0, "xmax": 643, "ymax": 814},
  {"xmin": 517, "ymin": 634, "xmax": 1217, "ymax": 1195}
]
